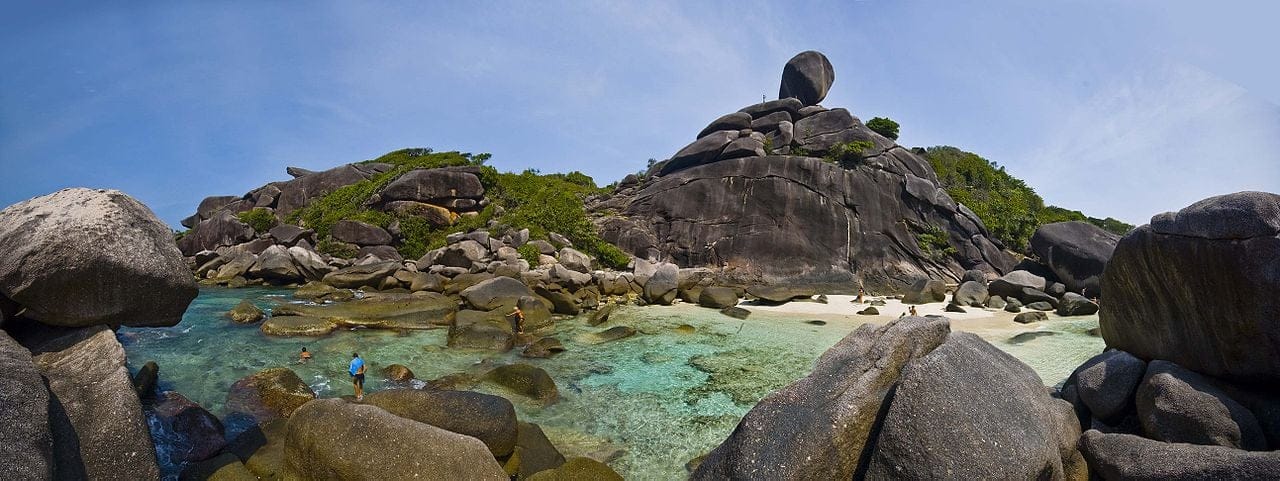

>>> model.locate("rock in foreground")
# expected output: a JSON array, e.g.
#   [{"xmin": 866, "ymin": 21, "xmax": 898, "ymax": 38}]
[
  {"xmin": 0, "ymin": 188, "xmax": 197, "ymax": 327},
  {"xmin": 284, "ymin": 399, "xmax": 508, "ymax": 480}
]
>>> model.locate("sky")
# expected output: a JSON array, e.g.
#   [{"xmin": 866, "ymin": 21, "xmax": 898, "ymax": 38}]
[{"xmin": 2, "ymin": 1, "xmax": 1278, "ymax": 228}]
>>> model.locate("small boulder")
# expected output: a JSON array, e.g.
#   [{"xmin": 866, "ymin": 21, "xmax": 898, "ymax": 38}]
[
  {"xmin": 259, "ymin": 316, "xmax": 338, "ymax": 337},
  {"xmin": 952, "ymin": 280, "xmax": 989, "ymax": 307},
  {"xmin": 989, "ymin": 270, "xmax": 1047, "ymax": 300},
  {"xmin": 1136, "ymin": 360, "xmax": 1267, "ymax": 450},
  {"xmin": 589, "ymin": 326, "xmax": 636, "ymax": 344},
  {"xmin": 460, "ymin": 276, "xmax": 536, "ymax": 311},
  {"xmin": 588, "ymin": 303, "xmax": 616, "ymax": 327},
  {"xmin": 1073, "ymin": 350, "xmax": 1146, "ymax": 424},
  {"xmin": 1056, "ymin": 292, "xmax": 1099, "ymax": 316},
  {"xmin": 698, "ymin": 286, "xmax": 739, "ymax": 309},
  {"xmin": 1014, "ymin": 311, "xmax": 1047, "ymax": 324},
  {"xmin": 225, "ymin": 367, "xmax": 316, "ymax": 425},
  {"xmin": 642, "ymin": 262, "xmax": 679, "ymax": 305},
  {"xmin": 132, "ymin": 360, "xmax": 159, "ymax": 400},
  {"xmin": 227, "ymin": 300, "xmax": 264, "ymax": 324},
  {"xmin": 721, "ymin": 306, "xmax": 751, "ymax": 319},
  {"xmin": 154, "ymin": 390, "xmax": 226, "ymax": 462},
  {"xmin": 745, "ymin": 285, "xmax": 815, "ymax": 304},
  {"xmin": 856, "ymin": 306, "xmax": 879, "ymax": 315},
  {"xmin": 901, "ymin": 278, "xmax": 947, "ymax": 304},
  {"xmin": 483, "ymin": 364, "xmax": 558, "ymax": 405},
  {"xmin": 381, "ymin": 364, "xmax": 415, "ymax": 383},
  {"xmin": 321, "ymin": 261, "xmax": 401, "ymax": 289}
]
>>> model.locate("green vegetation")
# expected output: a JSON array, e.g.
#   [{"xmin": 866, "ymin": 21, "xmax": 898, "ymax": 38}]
[
  {"xmin": 923, "ymin": 146, "xmax": 1133, "ymax": 251},
  {"xmin": 238, "ymin": 207, "xmax": 279, "ymax": 234},
  {"xmin": 866, "ymin": 117, "xmax": 900, "ymax": 140},
  {"xmin": 916, "ymin": 224, "xmax": 958, "ymax": 261},
  {"xmin": 316, "ymin": 238, "xmax": 358, "ymax": 258},
  {"xmin": 517, "ymin": 244, "xmax": 542, "ymax": 266},
  {"xmin": 288, "ymin": 148, "xmax": 630, "ymax": 268},
  {"xmin": 825, "ymin": 140, "xmax": 875, "ymax": 166}
]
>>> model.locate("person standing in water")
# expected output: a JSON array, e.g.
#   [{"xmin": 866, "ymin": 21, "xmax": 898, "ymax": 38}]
[{"xmin": 349, "ymin": 352, "xmax": 366, "ymax": 401}]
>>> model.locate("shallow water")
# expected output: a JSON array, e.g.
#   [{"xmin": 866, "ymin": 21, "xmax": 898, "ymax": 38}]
[{"xmin": 120, "ymin": 287, "xmax": 1103, "ymax": 480}]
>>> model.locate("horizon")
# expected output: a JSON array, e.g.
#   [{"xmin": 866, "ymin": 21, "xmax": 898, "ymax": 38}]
[{"xmin": 3, "ymin": 1, "xmax": 1279, "ymax": 228}]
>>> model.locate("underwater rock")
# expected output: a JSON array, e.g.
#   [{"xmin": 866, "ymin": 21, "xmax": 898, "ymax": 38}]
[
  {"xmin": 1008, "ymin": 331, "xmax": 1056, "ymax": 344},
  {"xmin": 381, "ymin": 364, "xmax": 415, "ymax": 383},
  {"xmin": 522, "ymin": 337, "xmax": 566, "ymax": 358},
  {"xmin": 720, "ymin": 306, "xmax": 751, "ymax": 319},
  {"xmin": 1014, "ymin": 311, "xmax": 1047, "ymax": 324},
  {"xmin": 483, "ymin": 364, "xmax": 559, "ymax": 405},
  {"xmin": 588, "ymin": 326, "xmax": 636, "ymax": 344}
]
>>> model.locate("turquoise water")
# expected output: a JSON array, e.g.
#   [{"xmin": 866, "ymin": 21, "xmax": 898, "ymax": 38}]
[{"xmin": 119, "ymin": 287, "xmax": 1103, "ymax": 480}]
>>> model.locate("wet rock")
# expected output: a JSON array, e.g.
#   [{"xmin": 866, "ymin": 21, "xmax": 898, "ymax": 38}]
[
  {"xmin": 589, "ymin": 326, "xmax": 636, "ymax": 344},
  {"xmin": 527, "ymin": 457, "xmax": 623, "ymax": 481},
  {"xmin": 1080, "ymin": 430, "xmax": 1280, "ymax": 480},
  {"xmin": 1014, "ymin": 311, "xmax": 1047, "ymax": 324},
  {"xmin": 131, "ymin": 360, "xmax": 160, "ymax": 400},
  {"xmin": 0, "ymin": 188, "xmax": 198, "ymax": 327},
  {"xmin": 1009, "ymin": 331, "xmax": 1056, "ymax": 344},
  {"xmin": 945, "ymin": 303, "xmax": 967, "ymax": 313},
  {"xmin": 522, "ymin": 337, "xmax": 566, "ymax": 358},
  {"xmin": 720, "ymin": 306, "xmax": 751, "ymax": 319},
  {"xmin": 362, "ymin": 389, "xmax": 518, "ymax": 457},
  {"xmin": 449, "ymin": 309, "xmax": 515, "ymax": 351},
  {"xmin": 154, "ymin": 391, "xmax": 226, "ymax": 462},
  {"xmin": 227, "ymin": 299, "xmax": 264, "ymax": 324},
  {"xmin": 259, "ymin": 316, "xmax": 338, "ymax": 337},
  {"xmin": 587, "ymin": 303, "xmax": 616, "ymax": 327},
  {"xmin": 284, "ymin": 399, "xmax": 507, "ymax": 480},
  {"xmin": 1071, "ymin": 350, "xmax": 1146, "ymax": 424},
  {"xmin": 225, "ymin": 367, "xmax": 316, "ymax": 425},
  {"xmin": 483, "ymin": 364, "xmax": 558, "ymax": 405},
  {"xmin": 1100, "ymin": 192, "xmax": 1280, "ymax": 384},
  {"xmin": 381, "ymin": 364, "xmax": 415, "ymax": 383},
  {"xmin": 1137, "ymin": 360, "xmax": 1266, "ymax": 450},
  {"xmin": 805, "ymin": 320, "xmax": 827, "ymax": 326},
  {"xmin": 506, "ymin": 422, "xmax": 566, "ymax": 479}
]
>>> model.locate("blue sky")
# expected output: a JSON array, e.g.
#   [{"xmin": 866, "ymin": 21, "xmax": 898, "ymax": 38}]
[{"xmin": 2, "ymin": 1, "xmax": 1278, "ymax": 228}]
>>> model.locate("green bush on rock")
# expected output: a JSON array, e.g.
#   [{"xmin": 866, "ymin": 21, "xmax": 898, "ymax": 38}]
[
  {"xmin": 866, "ymin": 117, "xmax": 900, "ymax": 140},
  {"xmin": 238, "ymin": 207, "xmax": 279, "ymax": 234}
]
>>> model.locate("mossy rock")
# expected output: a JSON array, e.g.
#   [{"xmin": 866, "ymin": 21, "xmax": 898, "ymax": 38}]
[
  {"xmin": 225, "ymin": 368, "xmax": 316, "ymax": 424},
  {"xmin": 585, "ymin": 326, "xmax": 635, "ymax": 344},
  {"xmin": 483, "ymin": 363, "xmax": 558, "ymax": 405},
  {"xmin": 527, "ymin": 457, "xmax": 622, "ymax": 481},
  {"xmin": 292, "ymin": 281, "xmax": 353, "ymax": 302},
  {"xmin": 273, "ymin": 293, "xmax": 456, "ymax": 330},
  {"xmin": 228, "ymin": 299, "xmax": 265, "ymax": 324},
  {"xmin": 259, "ymin": 316, "xmax": 338, "ymax": 337}
]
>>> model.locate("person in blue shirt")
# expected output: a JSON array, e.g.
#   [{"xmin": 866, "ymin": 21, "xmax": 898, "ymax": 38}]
[{"xmin": 349, "ymin": 352, "xmax": 367, "ymax": 401}]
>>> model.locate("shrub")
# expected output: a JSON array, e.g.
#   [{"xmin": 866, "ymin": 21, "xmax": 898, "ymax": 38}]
[
  {"xmin": 916, "ymin": 224, "xmax": 957, "ymax": 261},
  {"xmin": 237, "ymin": 208, "xmax": 278, "ymax": 234},
  {"xmin": 517, "ymin": 244, "xmax": 541, "ymax": 266},
  {"xmin": 316, "ymin": 238, "xmax": 358, "ymax": 258},
  {"xmin": 867, "ymin": 117, "xmax": 900, "ymax": 140},
  {"xmin": 825, "ymin": 140, "xmax": 875, "ymax": 166}
]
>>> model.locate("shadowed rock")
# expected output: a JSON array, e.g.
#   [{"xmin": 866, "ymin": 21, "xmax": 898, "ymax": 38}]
[
  {"xmin": 1081, "ymin": 430, "xmax": 1280, "ymax": 480},
  {"xmin": 778, "ymin": 50, "xmax": 835, "ymax": 106}
]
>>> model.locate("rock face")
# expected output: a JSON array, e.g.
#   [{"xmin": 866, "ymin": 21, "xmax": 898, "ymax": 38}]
[
  {"xmin": 1030, "ymin": 221, "xmax": 1120, "ymax": 295},
  {"xmin": 26, "ymin": 325, "xmax": 161, "ymax": 480},
  {"xmin": 0, "ymin": 188, "xmax": 198, "ymax": 327},
  {"xmin": 778, "ymin": 50, "xmax": 834, "ymax": 106},
  {"xmin": 693, "ymin": 316, "xmax": 1081, "ymax": 480},
  {"xmin": 0, "ymin": 331, "xmax": 52, "ymax": 479},
  {"xmin": 594, "ymin": 53, "xmax": 1012, "ymax": 291},
  {"xmin": 1100, "ymin": 191, "xmax": 1280, "ymax": 384},
  {"xmin": 284, "ymin": 399, "xmax": 508, "ymax": 480}
]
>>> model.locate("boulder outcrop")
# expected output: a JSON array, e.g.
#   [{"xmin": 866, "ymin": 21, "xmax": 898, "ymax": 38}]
[
  {"xmin": 1100, "ymin": 191, "xmax": 1280, "ymax": 384},
  {"xmin": 0, "ymin": 188, "xmax": 197, "ymax": 327},
  {"xmin": 1030, "ymin": 221, "xmax": 1119, "ymax": 295}
]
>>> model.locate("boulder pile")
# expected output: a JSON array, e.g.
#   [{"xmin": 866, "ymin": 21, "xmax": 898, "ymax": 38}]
[
  {"xmin": 591, "ymin": 51, "xmax": 1014, "ymax": 291},
  {"xmin": 1060, "ymin": 191, "xmax": 1280, "ymax": 478},
  {"xmin": 0, "ymin": 188, "xmax": 200, "ymax": 479}
]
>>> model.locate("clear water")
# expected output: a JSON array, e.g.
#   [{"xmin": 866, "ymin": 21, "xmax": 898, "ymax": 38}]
[{"xmin": 119, "ymin": 287, "xmax": 1104, "ymax": 480}]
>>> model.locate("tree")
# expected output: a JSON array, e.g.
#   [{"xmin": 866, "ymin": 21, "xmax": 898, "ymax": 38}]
[{"xmin": 867, "ymin": 117, "xmax": 900, "ymax": 140}]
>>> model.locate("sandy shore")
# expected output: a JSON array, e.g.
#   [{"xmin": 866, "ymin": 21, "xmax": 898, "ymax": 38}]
[{"xmin": 735, "ymin": 294, "xmax": 1083, "ymax": 335}]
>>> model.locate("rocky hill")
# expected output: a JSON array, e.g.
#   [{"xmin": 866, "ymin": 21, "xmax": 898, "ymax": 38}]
[{"xmin": 589, "ymin": 51, "xmax": 1015, "ymax": 291}]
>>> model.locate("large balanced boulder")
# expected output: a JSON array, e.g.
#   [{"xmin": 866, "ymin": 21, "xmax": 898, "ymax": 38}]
[
  {"xmin": 284, "ymin": 399, "xmax": 508, "ymax": 480},
  {"xmin": 0, "ymin": 188, "xmax": 198, "ymax": 327},
  {"xmin": 1136, "ymin": 360, "xmax": 1267, "ymax": 450},
  {"xmin": 778, "ymin": 50, "xmax": 834, "ymax": 106},
  {"xmin": 26, "ymin": 325, "xmax": 161, "ymax": 480},
  {"xmin": 225, "ymin": 367, "xmax": 317, "ymax": 425},
  {"xmin": 1100, "ymin": 192, "xmax": 1280, "ymax": 384},
  {"xmin": 484, "ymin": 363, "xmax": 558, "ymax": 405},
  {"xmin": 0, "ymin": 331, "xmax": 52, "ymax": 479},
  {"xmin": 1030, "ymin": 221, "xmax": 1120, "ymax": 295},
  {"xmin": 1081, "ymin": 430, "xmax": 1280, "ymax": 480},
  {"xmin": 362, "ymin": 389, "xmax": 518, "ymax": 457}
]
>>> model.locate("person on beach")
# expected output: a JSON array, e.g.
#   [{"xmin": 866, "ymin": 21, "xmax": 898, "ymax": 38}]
[
  {"xmin": 299, "ymin": 347, "xmax": 311, "ymax": 363},
  {"xmin": 507, "ymin": 305, "xmax": 526, "ymax": 334},
  {"xmin": 349, "ymin": 352, "xmax": 366, "ymax": 401},
  {"xmin": 909, "ymin": 305, "xmax": 918, "ymax": 317},
  {"xmin": 856, "ymin": 287, "xmax": 865, "ymax": 304}
]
